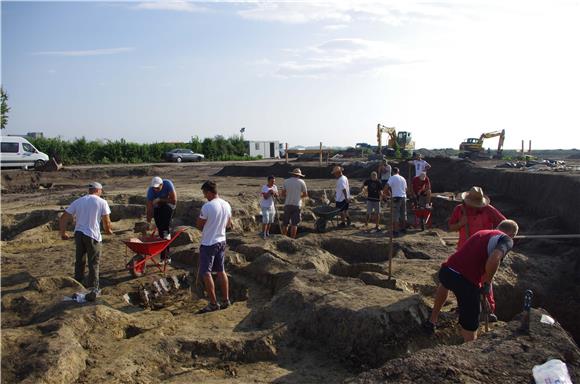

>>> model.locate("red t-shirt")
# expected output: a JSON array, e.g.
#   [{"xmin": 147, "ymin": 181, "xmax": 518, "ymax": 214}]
[
  {"xmin": 449, "ymin": 204, "xmax": 506, "ymax": 249},
  {"xmin": 412, "ymin": 176, "xmax": 431, "ymax": 195}
]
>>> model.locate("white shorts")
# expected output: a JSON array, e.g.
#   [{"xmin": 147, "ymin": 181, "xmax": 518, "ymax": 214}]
[{"xmin": 261, "ymin": 206, "xmax": 276, "ymax": 224}]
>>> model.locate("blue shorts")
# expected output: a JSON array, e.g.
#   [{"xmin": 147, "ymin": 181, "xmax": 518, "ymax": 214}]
[{"xmin": 199, "ymin": 242, "xmax": 226, "ymax": 275}]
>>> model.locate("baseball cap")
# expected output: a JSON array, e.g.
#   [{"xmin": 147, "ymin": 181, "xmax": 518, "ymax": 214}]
[
  {"xmin": 88, "ymin": 181, "xmax": 103, "ymax": 189},
  {"xmin": 150, "ymin": 176, "xmax": 163, "ymax": 188}
]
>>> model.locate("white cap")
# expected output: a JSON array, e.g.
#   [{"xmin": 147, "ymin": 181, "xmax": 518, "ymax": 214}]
[
  {"xmin": 88, "ymin": 181, "xmax": 103, "ymax": 189},
  {"xmin": 150, "ymin": 176, "xmax": 163, "ymax": 188}
]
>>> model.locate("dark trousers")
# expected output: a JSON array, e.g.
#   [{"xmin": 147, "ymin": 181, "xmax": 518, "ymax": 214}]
[
  {"xmin": 74, "ymin": 231, "xmax": 101, "ymax": 289},
  {"xmin": 154, "ymin": 204, "xmax": 174, "ymax": 236}
]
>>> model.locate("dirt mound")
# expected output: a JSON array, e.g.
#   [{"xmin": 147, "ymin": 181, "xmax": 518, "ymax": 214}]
[{"xmin": 348, "ymin": 308, "xmax": 580, "ymax": 383}]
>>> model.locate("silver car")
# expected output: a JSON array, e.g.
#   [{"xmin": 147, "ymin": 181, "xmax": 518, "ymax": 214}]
[{"xmin": 164, "ymin": 148, "xmax": 205, "ymax": 163}]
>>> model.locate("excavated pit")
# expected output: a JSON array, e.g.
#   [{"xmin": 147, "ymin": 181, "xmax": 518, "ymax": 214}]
[{"xmin": 1, "ymin": 159, "xmax": 579, "ymax": 383}]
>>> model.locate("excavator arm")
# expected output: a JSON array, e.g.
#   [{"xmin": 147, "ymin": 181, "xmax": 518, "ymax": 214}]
[{"xmin": 377, "ymin": 124, "xmax": 396, "ymax": 154}]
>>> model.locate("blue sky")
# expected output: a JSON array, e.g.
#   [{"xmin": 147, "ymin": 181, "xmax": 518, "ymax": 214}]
[{"xmin": 2, "ymin": 1, "xmax": 579, "ymax": 149}]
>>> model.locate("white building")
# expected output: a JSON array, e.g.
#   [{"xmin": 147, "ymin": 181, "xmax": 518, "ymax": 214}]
[{"xmin": 245, "ymin": 140, "xmax": 280, "ymax": 159}]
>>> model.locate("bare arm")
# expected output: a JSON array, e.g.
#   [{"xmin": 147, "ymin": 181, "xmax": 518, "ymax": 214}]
[
  {"xmin": 102, "ymin": 214, "xmax": 113, "ymax": 235},
  {"xmin": 59, "ymin": 211, "xmax": 73, "ymax": 240},
  {"xmin": 226, "ymin": 217, "xmax": 233, "ymax": 230},
  {"xmin": 167, "ymin": 190, "xmax": 177, "ymax": 205},
  {"xmin": 196, "ymin": 217, "xmax": 207, "ymax": 231},
  {"xmin": 146, "ymin": 201, "xmax": 154, "ymax": 223},
  {"xmin": 483, "ymin": 249, "xmax": 503, "ymax": 284}
]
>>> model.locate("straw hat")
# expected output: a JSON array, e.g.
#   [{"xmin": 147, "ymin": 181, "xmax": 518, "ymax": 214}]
[
  {"xmin": 461, "ymin": 186, "xmax": 490, "ymax": 208},
  {"xmin": 289, "ymin": 168, "xmax": 305, "ymax": 177}
]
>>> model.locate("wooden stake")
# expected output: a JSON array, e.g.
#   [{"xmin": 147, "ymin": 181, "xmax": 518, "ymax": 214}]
[
  {"xmin": 388, "ymin": 197, "xmax": 394, "ymax": 280},
  {"xmin": 441, "ymin": 234, "xmax": 580, "ymax": 241}
]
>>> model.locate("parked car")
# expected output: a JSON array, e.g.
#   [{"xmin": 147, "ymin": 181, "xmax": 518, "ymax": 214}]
[
  {"xmin": 0, "ymin": 136, "xmax": 50, "ymax": 170},
  {"xmin": 164, "ymin": 148, "xmax": 204, "ymax": 162}
]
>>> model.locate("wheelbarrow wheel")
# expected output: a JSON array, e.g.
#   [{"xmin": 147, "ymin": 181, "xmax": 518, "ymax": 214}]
[
  {"xmin": 315, "ymin": 218, "xmax": 327, "ymax": 233},
  {"xmin": 128, "ymin": 254, "xmax": 146, "ymax": 277}
]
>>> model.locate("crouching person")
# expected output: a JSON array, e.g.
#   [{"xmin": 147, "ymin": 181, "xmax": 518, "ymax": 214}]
[
  {"xmin": 424, "ymin": 219, "xmax": 519, "ymax": 342},
  {"xmin": 196, "ymin": 180, "xmax": 232, "ymax": 313}
]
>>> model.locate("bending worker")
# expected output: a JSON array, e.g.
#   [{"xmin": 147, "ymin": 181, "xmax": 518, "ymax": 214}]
[
  {"xmin": 146, "ymin": 176, "xmax": 177, "ymax": 240},
  {"xmin": 424, "ymin": 219, "xmax": 518, "ymax": 342}
]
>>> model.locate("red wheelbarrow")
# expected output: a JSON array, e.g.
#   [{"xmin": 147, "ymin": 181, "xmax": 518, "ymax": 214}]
[{"xmin": 123, "ymin": 228, "xmax": 186, "ymax": 277}]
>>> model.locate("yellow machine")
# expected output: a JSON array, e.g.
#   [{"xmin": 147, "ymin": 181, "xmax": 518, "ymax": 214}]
[
  {"xmin": 376, "ymin": 124, "xmax": 415, "ymax": 158},
  {"xmin": 459, "ymin": 129, "xmax": 505, "ymax": 159}
]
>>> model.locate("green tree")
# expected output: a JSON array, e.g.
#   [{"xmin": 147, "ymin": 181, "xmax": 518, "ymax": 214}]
[{"xmin": 1, "ymin": 86, "xmax": 10, "ymax": 130}]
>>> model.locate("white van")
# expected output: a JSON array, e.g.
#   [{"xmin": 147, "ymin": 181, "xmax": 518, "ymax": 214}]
[{"xmin": 0, "ymin": 136, "xmax": 50, "ymax": 170}]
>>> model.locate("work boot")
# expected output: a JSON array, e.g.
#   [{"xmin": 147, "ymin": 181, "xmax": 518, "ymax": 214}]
[{"xmin": 489, "ymin": 313, "xmax": 498, "ymax": 323}]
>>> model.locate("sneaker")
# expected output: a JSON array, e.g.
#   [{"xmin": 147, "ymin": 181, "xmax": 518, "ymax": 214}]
[
  {"xmin": 262, "ymin": 233, "xmax": 267, "ymax": 240},
  {"xmin": 220, "ymin": 299, "xmax": 232, "ymax": 309},
  {"xmin": 346, "ymin": 217, "xmax": 352, "ymax": 226},
  {"xmin": 422, "ymin": 320, "xmax": 436, "ymax": 334},
  {"xmin": 162, "ymin": 232, "xmax": 171, "ymax": 240},
  {"xmin": 488, "ymin": 313, "xmax": 498, "ymax": 323},
  {"xmin": 197, "ymin": 302, "xmax": 220, "ymax": 314}
]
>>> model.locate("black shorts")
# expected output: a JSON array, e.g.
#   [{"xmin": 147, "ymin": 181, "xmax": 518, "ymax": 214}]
[
  {"xmin": 336, "ymin": 200, "xmax": 349, "ymax": 212},
  {"xmin": 439, "ymin": 266, "xmax": 481, "ymax": 332}
]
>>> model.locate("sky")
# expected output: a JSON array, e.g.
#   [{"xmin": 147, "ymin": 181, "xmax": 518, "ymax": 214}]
[{"xmin": 2, "ymin": 0, "xmax": 580, "ymax": 149}]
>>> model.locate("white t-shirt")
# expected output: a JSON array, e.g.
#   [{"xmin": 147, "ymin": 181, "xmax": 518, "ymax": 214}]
[
  {"xmin": 335, "ymin": 175, "xmax": 350, "ymax": 202},
  {"xmin": 283, "ymin": 177, "xmax": 307, "ymax": 207},
  {"xmin": 200, "ymin": 197, "xmax": 232, "ymax": 246},
  {"xmin": 260, "ymin": 184, "xmax": 278, "ymax": 208},
  {"xmin": 387, "ymin": 174, "xmax": 407, "ymax": 198},
  {"xmin": 65, "ymin": 194, "xmax": 111, "ymax": 242},
  {"xmin": 412, "ymin": 159, "xmax": 430, "ymax": 176}
]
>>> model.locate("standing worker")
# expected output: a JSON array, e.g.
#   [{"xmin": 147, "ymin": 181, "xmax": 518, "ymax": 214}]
[
  {"xmin": 332, "ymin": 166, "xmax": 351, "ymax": 227},
  {"xmin": 424, "ymin": 220, "xmax": 519, "ymax": 342},
  {"xmin": 362, "ymin": 171, "xmax": 383, "ymax": 232},
  {"xmin": 387, "ymin": 167, "xmax": 408, "ymax": 237},
  {"xmin": 378, "ymin": 159, "xmax": 391, "ymax": 202},
  {"xmin": 146, "ymin": 176, "xmax": 177, "ymax": 240},
  {"xmin": 411, "ymin": 153, "xmax": 431, "ymax": 177},
  {"xmin": 411, "ymin": 171, "xmax": 432, "ymax": 208},
  {"xmin": 59, "ymin": 182, "xmax": 112, "ymax": 292},
  {"xmin": 196, "ymin": 180, "xmax": 232, "ymax": 313},
  {"xmin": 280, "ymin": 168, "xmax": 308, "ymax": 239},
  {"xmin": 448, "ymin": 186, "xmax": 507, "ymax": 321},
  {"xmin": 260, "ymin": 175, "xmax": 278, "ymax": 239}
]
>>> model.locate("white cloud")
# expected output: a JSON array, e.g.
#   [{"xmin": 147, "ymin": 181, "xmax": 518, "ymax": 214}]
[
  {"xmin": 134, "ymin": 1, "xmax": 207, "ymax": 12},
  {"xmin": 238, "ymin": 2, "xmax": 352, "ymax": 24},
  {"xmin": 275, "ymin": 38, "xmax": 420, "ymax": 78},
  {"xmin": 323, "ymin": 24, "xmax": 349, "ymax": 31},
  {"xmin": 32, "ymin": 47, "xmax": 135, "ymax": 57}
]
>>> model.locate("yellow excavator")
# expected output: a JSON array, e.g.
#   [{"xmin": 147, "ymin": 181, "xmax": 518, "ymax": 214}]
[
  {"xmin": 459, "ymin": 129, "xmax": 505, "ymax": 159},
  {"xmin": 377, "ymin": 124, "xmax": 415, "ymax": 158}
]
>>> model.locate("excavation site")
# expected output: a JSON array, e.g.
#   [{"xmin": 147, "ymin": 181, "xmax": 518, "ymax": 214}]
[{"xmin": 1, "ymin": 158, "xmax": 579, "ymax": 383}]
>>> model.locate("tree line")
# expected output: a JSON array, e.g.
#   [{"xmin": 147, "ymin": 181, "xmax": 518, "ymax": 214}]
[{"xmin": 29, "ymin": 135, "xmax": 259, "ymax": 164}]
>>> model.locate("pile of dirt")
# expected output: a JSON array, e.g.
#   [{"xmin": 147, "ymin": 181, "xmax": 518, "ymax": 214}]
[{"xmin": 347, "ymin": 308, "xmax": 580, "ymax": 383}]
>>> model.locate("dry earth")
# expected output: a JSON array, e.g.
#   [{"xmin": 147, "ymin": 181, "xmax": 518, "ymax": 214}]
[{"xmin": 1, "ymin": 158, "xmax": 579, "ymax": 383}]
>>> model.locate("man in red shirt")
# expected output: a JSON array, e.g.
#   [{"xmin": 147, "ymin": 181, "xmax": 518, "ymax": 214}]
[
  {"xmin": 411, "ymin": 171, "xmax": 431, "ymax": 207},
  {"xmin": 448, "ymin": 186, "xmax": 506, "ymax": 319},
  {"xmin": 423, "ymin": 220, "xmax": 518, "ymax": 342}
]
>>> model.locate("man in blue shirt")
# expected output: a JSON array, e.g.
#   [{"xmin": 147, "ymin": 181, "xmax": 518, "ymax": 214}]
[{"xmin": 146, "ymin": 176, "xmax": 177, "ymax": 240}]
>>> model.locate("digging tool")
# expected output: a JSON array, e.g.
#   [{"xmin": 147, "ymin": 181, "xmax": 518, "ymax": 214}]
[
  {"xmin": 481, "ymin": 294, "xmax": 490, "ymax": 332},
  {"xmin": 518, "ymin": 289, "xmax": 534, "ymax": 334}
]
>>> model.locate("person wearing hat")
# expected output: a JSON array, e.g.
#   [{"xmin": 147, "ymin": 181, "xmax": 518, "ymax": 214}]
[
  {"xmin": 424, "ymin": 219, "xmax": 519, "ymax": 342},
  {"xmin": 411, "ymin": 171, "xmax": 432, "ymax": 208},
  {"xmin": 332, "ymin": 165, "xmax": 351, "ymax": 227},
  {"xmin": 280, "ymin": 168, "xmax": 308, "ymax": 239},
  {"xmin": 448, "ymin": 186, "xmax": 507, "ymax": 321},
  {"xmin": 59, "ymin": 182, "xmax": 113, "ymax": 291},
  {"xmin": 146, "ymin": 176, "xmax": 177, "ymax": 240},
  {"xmin": 410, "ymin": 153, "xmax": 431, "ymax": 177}
]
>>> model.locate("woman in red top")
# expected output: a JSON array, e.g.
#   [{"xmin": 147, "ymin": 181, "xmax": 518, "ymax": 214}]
[{"xmin": 448, "ymin": 186, "xmax": 506, "ymax": 318}]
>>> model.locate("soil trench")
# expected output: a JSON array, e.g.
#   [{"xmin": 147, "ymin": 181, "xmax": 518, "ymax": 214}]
[{"xmin": 1, "ymin": 159, "xmax": 579, "ymax": 383}]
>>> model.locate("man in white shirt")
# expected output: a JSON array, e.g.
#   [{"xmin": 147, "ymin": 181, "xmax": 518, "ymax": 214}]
[
  {"xmin": 411, "ymin": 153, "xmax": 431, "ymax": 176},
  {"xmin": 196, "ymin": 180, "xmax": 233, "ymax": 313},
  {"xmin": 280, "ymin": 168, "xmax": 308, "ymax": 239},
  {"xmin": 387, "ymin": 167, "xmax": 408, "ymax": 237},
  {"xmin": 332, "ymin": 166, "xmax": 351, "ymax": 227},
  {"xmin": 59, "ymin": 182, "xmax": 113, "ymax": 290},
  {"xmin": 260, "ymin": 175, "xmax": 278, "ymax": 239}
]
